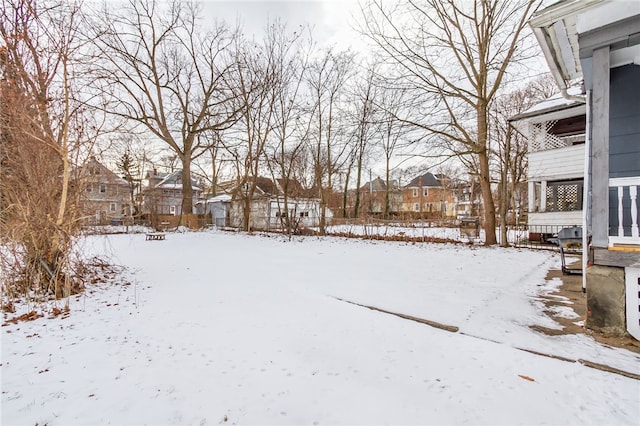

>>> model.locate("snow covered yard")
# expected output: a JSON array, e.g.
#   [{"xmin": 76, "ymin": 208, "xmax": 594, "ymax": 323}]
[{"xmin": 2, "ymin": 231, "xmax": 639, "ymax": 425}]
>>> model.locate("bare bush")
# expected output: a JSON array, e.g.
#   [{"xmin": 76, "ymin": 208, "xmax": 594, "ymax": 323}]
[{"xmin": 0, "ymin": 0, "xmax": 95, "ymax": 304}]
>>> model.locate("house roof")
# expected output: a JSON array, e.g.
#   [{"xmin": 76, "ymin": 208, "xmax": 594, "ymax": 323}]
[
  {"xmin": 206, "ymin": 194, "xmax": 232, "ymax": 203},
  {"xmin": 509, "ymin": 86, "xmax": 586, "ymax": 123},
  {"xmin": 84, "ymin": 157, "xmax": 128, "ymax": 186},
  {"xmin": 155, "ymin": 170, "xmax": 202, "ymax": 191},
  {"xmin": 359, "ymin": 177, "xmax": 399, "ymax": 192},
  {"xmin": 405, "ymin": 172, "xmax": 442, "ymax": 188},
  {"xmin": 235, "ymin": 176, "xmax": 316, "ymax": 199}
]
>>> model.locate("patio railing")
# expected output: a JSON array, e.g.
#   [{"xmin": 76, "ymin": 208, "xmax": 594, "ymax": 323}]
[{"xmin": 609, "ymin": 176, "xmax": 640, "ymax": 246}]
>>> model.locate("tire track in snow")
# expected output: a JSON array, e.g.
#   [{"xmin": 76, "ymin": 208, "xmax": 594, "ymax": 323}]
[{"xmin": 334, "ymin": 296, "xmax": 640, "ymax": 381}]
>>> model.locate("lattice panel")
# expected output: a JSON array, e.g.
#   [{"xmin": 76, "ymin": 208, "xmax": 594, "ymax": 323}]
[
  {"xmin": 546, "ymin": 182, "xmax": 580, "ymax": 212},
  {"xmin": 529, "ymin": 120, "xmax": 569, "ymax": 152}
]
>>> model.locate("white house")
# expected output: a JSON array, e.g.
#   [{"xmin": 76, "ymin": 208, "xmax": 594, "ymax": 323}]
[
  {"xmin": 529, "ymin": 0, "xmax": 640, "ymax": 339},
  {"xmin": 229, "ymin": 177, "xmax": 325, "ymax": 232},
  {"xmin": 510, "ymin": 87, "xmax": 586, "ymax": 239}
]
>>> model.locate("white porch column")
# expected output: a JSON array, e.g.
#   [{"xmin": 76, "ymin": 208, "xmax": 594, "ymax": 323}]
[
  {"xmin": 591, "ymin": 46, "xmax": 610, "ymax": 248},
  {"xmin": 528, "ymin": 181, "xmax": 536, "ymax": 213}
]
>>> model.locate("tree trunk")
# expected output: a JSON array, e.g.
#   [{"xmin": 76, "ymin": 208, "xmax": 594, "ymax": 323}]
[
  {"xmin": 477, "ymin": 103, "xmax": 497, "ymax": 245},
  {"xmin": 384, "ymin": 156, "xmax": 391, "ymax": 219},
  {"xmin": 181, "ymin": 159, "xmax": 194, "ymax": 218},
  {"xmin": 342, "ymin": 168, "xmax": 352, "ymax": 218}
]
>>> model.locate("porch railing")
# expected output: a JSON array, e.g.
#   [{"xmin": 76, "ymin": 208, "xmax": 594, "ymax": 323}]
[{"xmin": 609, "ymin": 176, "xmax": 640, "ymax": 246}]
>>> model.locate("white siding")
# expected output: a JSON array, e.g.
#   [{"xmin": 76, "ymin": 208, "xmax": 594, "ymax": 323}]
[
  {"xmin": 528, "ymin": 211, "xmax": 582, "ymax": 228},
  {"xmin": 528, "ymin": 145, "xmax": 585, "ymax": 181}
]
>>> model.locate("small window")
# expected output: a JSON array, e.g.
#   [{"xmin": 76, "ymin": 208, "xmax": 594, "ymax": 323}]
[
  {"xmin": 299, "ymin": 211, "xmax": 309, "ymax": 217},
  {"xmin": 413, "ymin": 203, "xmax": 419, "ymax": 211},
  {"xmin": 100, "ymin": 184, "xmax": 106, "ymax": 193},
  {"xmin": 412, "ymin": 189, "xmax": 418, "ymax": 197},
  {"xmin": 109, "ymin": 202, "xmax": 117, "ymax": 212},
  {"xmin": 169, "ymin": 205, "xmax": 176, "ymax": 215},
  {"xmin": 423, "ymin": 188, "xmax": 429, "ymax": 197}
]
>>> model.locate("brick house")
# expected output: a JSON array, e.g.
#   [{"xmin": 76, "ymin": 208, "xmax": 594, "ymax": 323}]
[{"xmin": 402, "ymin": 172, "xmax": 456, "ymax": 218}]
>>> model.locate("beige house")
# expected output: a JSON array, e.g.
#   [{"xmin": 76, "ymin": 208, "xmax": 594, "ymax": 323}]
[
  {"xmin": 79, "ymin": 157, "xmax": 131, "ymax": 225},
  {"xmin": 143, "ymin": 169, "xmax": 202, "ymax": 216}
]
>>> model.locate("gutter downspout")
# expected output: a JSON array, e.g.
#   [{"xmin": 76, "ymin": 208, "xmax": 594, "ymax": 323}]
[{"xmin": 560, "ymin": 87, "xmax": 586, "ymax": 104}]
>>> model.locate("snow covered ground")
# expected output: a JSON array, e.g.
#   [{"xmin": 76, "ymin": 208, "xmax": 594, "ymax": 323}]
[{"xmin": 2, "ymin": 231, "xmax": 639, "ymax": 425}]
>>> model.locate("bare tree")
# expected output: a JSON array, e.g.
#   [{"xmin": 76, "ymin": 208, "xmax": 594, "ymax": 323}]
[
  {"xmin": 228, "ymin": 24, "xmax": 282, "ymax": 231},
  {"xmin": 350, "ymin": 62, "xmax": 380, "ymax": 218},
  {"xmin": 306, "ymin": 48, "xmax": 354, "ymax": 233},
  {"xmin": 1, "ymin": 0, "xmax": 101, "ymax": 300},
  {"xmin": 360, "ymin": 0, "xmax": 541, "ymax": 245},
  {"xmin": 264, "ymin": 23, "xmax": 314, "ymax": 237},
  {"xmin": 91, "ymin": 0, "xmax": 239, "ymax": 218},
  {"xmin": 376, "ymin": 85, "xmax": 411, "ymax": 218},
  {"xmin": 492, "ymin": 74, "xmax": 557, "ymax": 246}
]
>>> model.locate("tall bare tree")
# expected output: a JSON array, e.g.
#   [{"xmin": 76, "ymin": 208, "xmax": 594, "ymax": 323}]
[
  {"xmin": 264, "ymin": 23, "xmax": 314, "ymax": 237},
  {"xmin": 306, "ymin": 48, "xmax": 354, "ymax": 233},
  {"xmin": 350, "ymin": 63, "xmax": 379, "ymax": 218},
  {"xmin": 492, "ymin": 74, "xmax": 557, "ymax": 246},
  {"xmin": 360, "ymin": 0, "xmax": 541, "ymax": 245},
  {"xmin": 228, "ymin": 24, "xmax": 282, "ymax": 231},
  {"xmin": 91, "ymin": 0, "xmax": 238, "ymax": 217},
  {"xmin": 373, "ymin": 81, "xmax": 411, "ymax": 218}
]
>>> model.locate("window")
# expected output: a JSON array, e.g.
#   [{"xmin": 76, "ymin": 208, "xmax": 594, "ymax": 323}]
[
  {"xmin": 423, "ymin": 188, "xmax": 429, "ymax": 197},
  {"xmin": 546, "ymin": 179, "xmax": 583, "ymax": 212},
  {"xmin": 169, "ymin": 205, "xmax": 176, "ymax": 215},
  {"xmin": 100, "ymin": 184, "xmax": 106, "ymax": 193},
  {"xmin": 412, "ymin": 189, "xmax": 418, "ymax": 197},
  {"xmin": 86, "ymin": 185, "xmax": 92, "ymax": 192},
  {"xmin": 299, "ymin": 211, "xmax": 309, "ymax": 217},
  {"xmin": 110, "ymin": 203, "xmax": 117, "ymax": 212},
  {"xmin": 413, "ymin": 203, "xmax": 420, "ymax": 211}
]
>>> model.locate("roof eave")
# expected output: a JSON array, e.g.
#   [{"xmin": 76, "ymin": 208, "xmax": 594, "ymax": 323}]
[{"xmin": 529, "ymin": 0, "xmax": 606, "ymax": 88}]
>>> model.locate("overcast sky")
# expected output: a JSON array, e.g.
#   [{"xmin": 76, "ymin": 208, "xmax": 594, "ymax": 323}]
[{"xmin": 200, "ymin": 0, "xmax": 367, "ymax": 52}]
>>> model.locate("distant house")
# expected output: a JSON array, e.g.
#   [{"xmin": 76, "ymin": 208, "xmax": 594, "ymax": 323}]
[
  {"xmin": 143, "ymin": 169, "xmax": 202, "ymax": 215},
  {"xmin": 453, "ymin": 179, "xmax": 483, "ymax": 219},
  {"xmin": 196, "ymin": 194, "xmax": 232, "ymax": 227},
  {"xmin": 229, "ymin": 176, "xmax": 323, "ymax": 231},
  {"xmin": 529, "ymin": 0, "xmax": 640, "ymax": 339},
  {"xmin": 401, "ymin": 173, "xmax": 456, "ymax": 218},
  {"xmin": 510, "ymin": 88, "xmax": 587, "ymax": 238},
  {"xmin": 79, "ymin": 157, "xmax": 131, "ymax": 225},
  {"xmin": 357, "ymin": 176, "xmax": 403, "ymax": 216}
]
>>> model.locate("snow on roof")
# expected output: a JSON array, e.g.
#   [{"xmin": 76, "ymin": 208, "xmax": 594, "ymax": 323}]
[
  {"xmin": 509, "ymin": 86, "xmax": 585, "ymax": 123},
  {"xmin": 206, "ymin": 194, "xmax": 232, "ymax": 203},
  {"xmin": 155, "ymin": 170, "xmax": 202, "ymax": 191}
]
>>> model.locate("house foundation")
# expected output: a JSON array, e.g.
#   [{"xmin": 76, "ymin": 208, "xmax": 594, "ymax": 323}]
[{"xmin": 586, "ymin": 265, "xmax": 627, "ymax": 336}]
